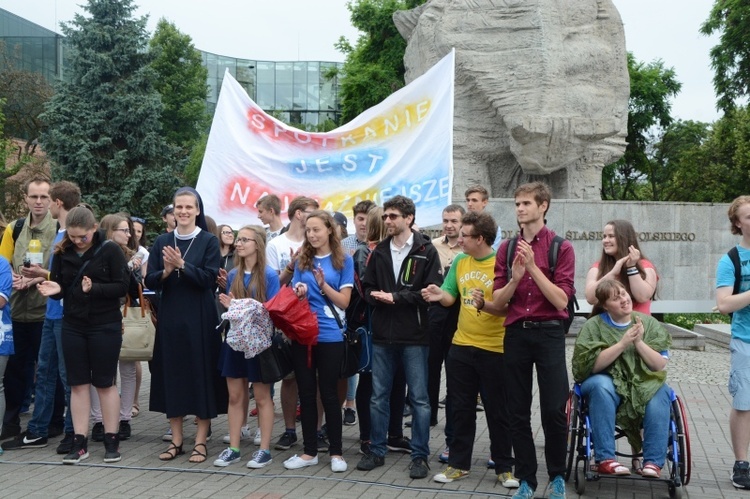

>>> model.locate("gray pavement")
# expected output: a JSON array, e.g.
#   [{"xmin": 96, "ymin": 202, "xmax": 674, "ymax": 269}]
[{"xmin": 0, "ymin": 340, "xmax": 744, "ymax": 498}]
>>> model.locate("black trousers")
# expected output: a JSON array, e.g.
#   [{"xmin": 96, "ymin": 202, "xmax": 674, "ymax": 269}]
[
  {"xmin": 3, "ymin": 321, "xmax": 43, "ymax": 429},
  {"xmin": 427, "ymin": 302, "xmax": 459, "ymax": 423}
]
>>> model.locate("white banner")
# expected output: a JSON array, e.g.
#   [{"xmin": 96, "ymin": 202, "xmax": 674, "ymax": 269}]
[{"xmin": 196, "ymin": 50, "xmax": 454, "ymax": 228}]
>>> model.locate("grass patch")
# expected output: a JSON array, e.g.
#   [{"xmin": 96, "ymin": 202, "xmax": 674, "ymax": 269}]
[{"xmin": 664, "ymin": 313, "xmax": 730, "ymax": 331}]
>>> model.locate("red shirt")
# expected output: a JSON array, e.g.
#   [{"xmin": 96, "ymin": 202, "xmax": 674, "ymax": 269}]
[{"xmin": 493, "ymin": 225, "xmax": 576, "ymax": 326}]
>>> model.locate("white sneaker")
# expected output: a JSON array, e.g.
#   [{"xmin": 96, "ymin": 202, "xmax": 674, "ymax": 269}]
[
  {"xmin": 331, "ymin": 456, "xmax": 347, "ymax": 472},
  {"xmin": 222, "ymin": 425, "xmax": 253, "ymax": 444},
  {"xmin": 253, "ymin": 428, "xmax": 261, "ymax": 446},
  {"xmin": 283, "ymin": 454, "xmax": 319, "ymax": 469}
]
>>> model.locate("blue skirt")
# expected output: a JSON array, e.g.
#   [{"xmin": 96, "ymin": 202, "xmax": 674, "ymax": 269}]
[{"xmin": 218, "ymin": 341, "xmax": 262, "ymax": 382}]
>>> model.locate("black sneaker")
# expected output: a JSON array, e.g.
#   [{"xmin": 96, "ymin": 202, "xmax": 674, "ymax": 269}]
[
  {"xmin": 103, "ymin": 432, "xmax": 121, "ymax": 463},
  {"xmin": 359, "ymin": 440, "xmax": 371, "ymax": 455},
  {"xmin": 57, "ymin": 433, "xmax": 74, "ymax": 455},
  {"xmin": 48, "ymin": 425, "xmax": 64, "ymax": 439},
  {"xmin": 409, "ymin": 457, "xmax": 430, "ymax": 479},
  {"xmin": 357, "ymin": 452, "xmax": 385, "ymax": 470},
  {"xmin": 0, "ymin": 424, "xmax": 20, "ymax": 441},
  {"xmin": 387, "ymin": 436, "xmax": 412, "ymax": 453},
  {"xmin": 343, "ymin": 408, "xmax": 356, "ymax": 426},
  {"xmin": 91, "ymin": 422, "xmax": 104, "ymax": 442},
  {"xmin": 274, "ymin": 431, "xmax": 297, "ymax": 450},
  {"xmin": 733, "ymin": 461, "xmax": 750, "ymax": 489},
  {"xmin": 62, "ymin": 434, "xmax": 89, "ymax": 464},
  {"xmin": 118, "ymin": 421, "xmax": 131, "ymax": 441},
  {"xmin": 1, "ymin": 431, "xmax": 48, "ymax": 450},
  {"xmin": 317, "ymin": 431, "xmax": 330, "ymax": 452}
]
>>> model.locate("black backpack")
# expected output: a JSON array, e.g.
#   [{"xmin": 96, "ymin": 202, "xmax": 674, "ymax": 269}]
[
  {"xmin": 728, "ymin": 246, "xmax": 742, "ymax": 320},
  {"xmin": 505, "ymin": 235, "xmax": 579, "ymax": 333}
]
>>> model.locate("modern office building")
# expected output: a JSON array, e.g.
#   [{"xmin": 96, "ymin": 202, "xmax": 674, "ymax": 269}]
[{"xmin": 0, "ymin": 7, "xmax": 343, "ymax": 128}]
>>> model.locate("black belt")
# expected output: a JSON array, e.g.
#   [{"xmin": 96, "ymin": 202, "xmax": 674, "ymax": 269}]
[{"xmin": 515, "ymin": 320, "xmax": 563, "ymax": 329}]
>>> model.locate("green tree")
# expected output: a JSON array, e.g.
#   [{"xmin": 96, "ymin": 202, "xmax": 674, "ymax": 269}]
[
  {"xmin": 149, "ymin": 19, "xmax": 209, "ymax": 153},
  {"xmin": 648, "ymin": 120, "xmax": 711, "ymax": 201},
  {"xmin": 335, "ymin": 0, "xmax": 427, "ymax": 123},
  {"xmin": 40, "ymin": 0, "xmax": 180, "ymax": 219},
  {"xmin": 601, "ymin": 53, "xmax": 682, "ymax": 200},
  {"xmin": 701, "ymin": 1, "xmax": 750, "ymax": 112}
]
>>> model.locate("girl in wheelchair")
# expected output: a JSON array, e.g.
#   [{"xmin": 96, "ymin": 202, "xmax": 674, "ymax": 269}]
[{"xmin": 572, "ymin": 279, "xmax": 672, "ymax": 478}]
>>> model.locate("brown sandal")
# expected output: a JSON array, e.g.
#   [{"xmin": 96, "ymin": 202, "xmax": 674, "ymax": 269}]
[
  {"xmin": 632, "ymin": 458, "xmax": 643, "ymax": 475},
  {"xmin": 189, "ymin": 443, "xmax": 208, "ymax": 463},
  {"xmin": 159, "ymin": 442, "xmax": 184, "ymax": 461}
]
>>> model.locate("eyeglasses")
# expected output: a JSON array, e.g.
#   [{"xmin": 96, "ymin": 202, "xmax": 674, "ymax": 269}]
[
  {"xmin": 235, "ymin": 237, "xmax": 255, "ymax": 245},
  {"xmin": 130, "ymin": 216, "xmax": 146, "ymax": 224},
  {"xmin": 221, "ymin": 231, "xmax": 234, "ymax": 235},
  {"xmin": 381, "ymin": 213, "xmax": 403, "ymax": 221},
  {"xmin": 114, "ymin": 228, "xmax": 131, "ymax": 234}
]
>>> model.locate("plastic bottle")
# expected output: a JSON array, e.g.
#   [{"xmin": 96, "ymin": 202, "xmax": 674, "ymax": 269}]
[{"xmin": 27, "ymin": 239, "xmax": 43, "ymax": 265}]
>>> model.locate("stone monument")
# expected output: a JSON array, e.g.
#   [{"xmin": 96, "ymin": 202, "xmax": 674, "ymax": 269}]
[{"xmin": 394, "ymin": 0, "xmax": 630, "ymax": 200}]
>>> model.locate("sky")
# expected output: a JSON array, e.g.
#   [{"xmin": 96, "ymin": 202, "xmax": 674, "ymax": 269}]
[{"xmin": 2, "ymin": 0, "xmax": 722, "ymax": 123}]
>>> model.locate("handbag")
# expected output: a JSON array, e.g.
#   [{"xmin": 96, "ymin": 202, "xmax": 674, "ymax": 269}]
[
  {"xmin": 323, "ymin": 294, "xmax": 361, "ymax": 379},
  {"xmin": 357, "ymin": 309, "xmax": 373, "ymax": 373},
  {"xmin": 263, "ymin": 285, "xmax": 318, "ymax": 346},
  {"xmin": 257, "ymin": 332, "xmax": 293, "ymax": 383},
  {"xmin": 120, "ymin": 285, "xmax": 157, "ymax": 361}
]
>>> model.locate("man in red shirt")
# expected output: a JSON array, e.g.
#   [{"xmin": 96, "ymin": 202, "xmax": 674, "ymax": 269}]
[{"xmin": 483, "ymin": 182, "xmax": 574, "ymax": 499}]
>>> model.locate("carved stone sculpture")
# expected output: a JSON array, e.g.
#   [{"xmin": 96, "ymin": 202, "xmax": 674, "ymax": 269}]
[{"xmin": 394, "ymin": 0, "xmax": 629, "ymax": 199}]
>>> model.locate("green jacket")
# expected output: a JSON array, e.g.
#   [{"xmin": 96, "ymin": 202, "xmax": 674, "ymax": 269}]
[
  {"xmin": 572, "ymin": 312, "xmax": 671, "ymax": 451},
  {"xmin": 6, "ymin": 212, "xmax": 58, "ymax": 322}
]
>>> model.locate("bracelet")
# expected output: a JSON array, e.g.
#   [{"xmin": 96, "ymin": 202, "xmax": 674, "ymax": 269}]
[
  {"xmin": 477, "ymin": 298, "xmax": 485, "ymax": 310},
  {"xmin": 47, "ymin": 271, "xmax": 51, "ymax": 281},
  {"xmin": 284, "ymin": 265, "xmax": 294, "ymax": 274},
  {"xmin": 626, "ymin": 267, "xmax": 639, "ymax": 276}
]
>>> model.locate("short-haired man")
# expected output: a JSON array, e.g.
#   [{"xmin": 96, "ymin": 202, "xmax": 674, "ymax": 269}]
[
  {"xmin": 266, "ymin": 195, "xmax": 318, "ymax": 452},
  {"xmin": 465, "ymin": 185, "xmax": 502, "ymax": 250},
  {"xmin": 2, "ymin": 181, "xmax": 80, "ymax": 452},
  {"xmin": 342, "ymin": 200, "xmax": 377, "ymax": 254},
  {"xmin": 716, "ymin": 195, "xmax": 750, "ymax": 489},
  {"xmin": 422, "ymin": 211, "xmax": 517, "ymax": 487},
  {"xmin": 357, "ymin": 195, "xmax": 442, "ymax": 479},
  {"xmin": 0, "ymin": 177, "xmax": 58, "ymax": 440},
  {"xmin": 257, "ymin": 194, "xmax": 284, "ymax": 240},
  {"xmin": 485, "ymin": 181, "xmax": 574, "ymax": 499},
  {"xmin": 161, "ymin": 204, "xmax": 176, "ymax": 233}
]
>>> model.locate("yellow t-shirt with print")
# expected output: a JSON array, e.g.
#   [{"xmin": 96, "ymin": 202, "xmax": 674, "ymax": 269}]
[{"xmin": 441, "ymin": 252, "xmax": 506, "ymax": 353}]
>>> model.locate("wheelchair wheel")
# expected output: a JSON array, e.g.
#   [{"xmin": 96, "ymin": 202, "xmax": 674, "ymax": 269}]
[
  {"xmin": 564, "ymin": 389, "xmax": 579, "ymax": 482},
  {"xmin": 673, "ymin": 395, "xmax": 692, "ymax": 486},
  {"xmin": 574, "ymin": 457, "xmax": 587, "ymax": 495},
  {"xmin": 668, "ymin": 481, "xmax": 683, "ymax": 499}
]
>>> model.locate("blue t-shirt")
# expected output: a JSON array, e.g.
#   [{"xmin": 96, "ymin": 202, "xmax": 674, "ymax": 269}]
[
  {"xmin": 717, "ymin": 245, "xmax": 750, "ymax": 342},
  {"xmin": 225, "ymin": 265, "xmax": 281, "ymax": 303},
  {"xmin": 46, "ymin": 230, "xmax": 66, "ymax": 320},
  {"xmin": 293, "ymin": 253, "xmax": 354, "ymax": 343},
  {"xmin": 0, "ymin": 257, "xmax": 12, "ymax": 355}
]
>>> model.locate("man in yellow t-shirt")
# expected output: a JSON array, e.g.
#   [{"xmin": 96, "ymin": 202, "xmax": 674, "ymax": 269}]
[{"xmin": 422, "ymin": 211, "xmax": 516, "ymax": 487}]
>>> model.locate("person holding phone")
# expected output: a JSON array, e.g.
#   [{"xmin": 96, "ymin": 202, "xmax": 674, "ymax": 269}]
[{"xmin": 571, "ymin": 279, "xmax": 672, "ymax": 478}]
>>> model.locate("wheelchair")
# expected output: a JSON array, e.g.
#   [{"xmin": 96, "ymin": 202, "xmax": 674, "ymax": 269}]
[{"xmin": 564, "ymin": 383, "xmax": 691, "ymax": 498}]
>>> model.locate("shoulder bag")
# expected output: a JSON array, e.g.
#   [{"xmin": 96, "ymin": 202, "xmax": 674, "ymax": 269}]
[{"xmin": 120, "ymin": 284, "xmax": 157, "ymax": 361}]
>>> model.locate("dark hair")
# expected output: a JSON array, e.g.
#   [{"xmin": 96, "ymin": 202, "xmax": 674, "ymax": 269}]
[
  {"xmin": 257, "ymin": 194, "xmax": 281, "ymax": 215},
  {"xmin": 464, "ymin": 186, "xmax": 489, "ymax": 201},
  {"xmin": 461, "ymin": 211, "xmax": 497, "ymax": 245},
  {"xmin": 205, "ymin": 215, "xmax": 218, "ymax": 238},
  {"xmin": 288, "ymin": 196, "xmax": 319, "ymax": 221},
  {"xmin": 383, "ymin": 195, "xmax": 416, "ymax": 227},
  {"xmin": 230, "ymin": 225, "xmax": 268, "ymax": 302},
  {"xmin": 442, "ymin": 204, "xmax": 466, "ymax": 216},
  {"xmin": 728, "ymin": 195, "xmax": 750, "ymax": 236},
  {"xmin": 596, "ymin": 220, "xmax": 651, "ymax": 300},
  {"xmin": 218, "ymin": 224, "xmax": 235, "ymax": 253},
  {"xmin": 56, "ymin": 206, "xmax": 97, "ymax": 254},
  {"xmin": 298, "ymin": 210, "xmax": 345, "ymax": 271},
  {"xmin": 514, "ymin": 181, "xmax": 552, "ymax": 216},
  {"xmin": 131, "ymin": 218, "xmax": 147, "ymax": 247},
  {"xmin": 590, "ymin": 279, "xmax": 627, "ymax": 318},
  {"xmin": 49, "ymin": 181, "xmax": 81, "ymax": 210},
  {"xmin": 352, "ymin": 200, "xmax": 376, "ymax": 217},
  {"xmin": 23, "ymin": 176, "xmax": 50, "ymax": 195}
]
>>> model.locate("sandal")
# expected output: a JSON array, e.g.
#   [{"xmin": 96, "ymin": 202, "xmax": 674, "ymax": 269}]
[
  {"xmin": 189, "ymin": 443, "xmax": 208, "ymax": 463},
  {"xmin": 641, "ymin": 462, "xmax": 661, "ymax": 478},
  {"xmin": 131, "ymin": 404, "xmax": 140, "ymax": 418},
  {"xmin": 632, "ymin": 458, "xmax": 643, "ymax": 475},
  {"xmin": 159, "ymin": 442, "xmax": 184, "ymax": 461},
  {"xmin": 597, "ymin": 459, "xmax": 631, "ymax": 476}
]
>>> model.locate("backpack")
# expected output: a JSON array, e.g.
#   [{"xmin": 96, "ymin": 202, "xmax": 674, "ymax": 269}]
[
  {"xmin": 506, "ymin": 235, "xmax": 579, "ymax": 333},
  {"xmin": 728, "ymin": 246, "xmax": 742, "ymax": 320},
  {"xmin": 11, "ymin": 217, "xmax": 61, "ymax": 242}
]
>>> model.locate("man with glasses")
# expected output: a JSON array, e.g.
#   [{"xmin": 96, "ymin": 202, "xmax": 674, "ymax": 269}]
[
  {"xmin": 357, "ymin": 195, "xmax": 442, "ymax": 479},
  {"xmin": 422, "ymin": 211, "xmax": 517, "ymax": 487},
  {"xmin": 0, "ymin": 177, "xmax": 58, "ymax": 440}
]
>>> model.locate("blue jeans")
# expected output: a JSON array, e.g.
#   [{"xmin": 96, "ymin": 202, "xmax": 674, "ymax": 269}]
[
  {"xmin": 580, "ymin": 374, "xmax": 671, "ymax": 467},
  {"xmin": 370, "ymin": 344, "xmax": 430, "ymax": 460},
  {"xmin": 28, "ymin": 318, "xmax": 72, "ymax": 436}
]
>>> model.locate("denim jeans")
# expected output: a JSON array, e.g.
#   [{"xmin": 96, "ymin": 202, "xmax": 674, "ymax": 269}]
[
  {"xmin": 3, "ymin": 321, "xmax": 43, "ymax": 430},
  {"xmin": 27, "ymin": 318, "xmax": 72, "ymax": 436},
  {"xmin": 580, "ymin": 374, "xmax": 672, "ymax": 467},
  {"xmin": 370, "ymin": 344, "xmax": 430, "ymax": 460}
]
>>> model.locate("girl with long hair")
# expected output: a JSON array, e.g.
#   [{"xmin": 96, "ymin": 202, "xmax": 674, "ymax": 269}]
[
  {"xmin": 214, "ymin": 225, "xmax": 280, "ymax": 468},
  {"xmin": 284, "ymin": 211, "xmax": 354, "ymax": 473}
]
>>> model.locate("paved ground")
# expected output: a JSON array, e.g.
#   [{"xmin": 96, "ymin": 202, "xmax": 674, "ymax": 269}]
[{"xmin": 0, "ymin": 339, "xmax": 743, "ymax": 498}]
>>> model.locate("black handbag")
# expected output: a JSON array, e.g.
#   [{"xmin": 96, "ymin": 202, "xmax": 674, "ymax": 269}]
[
  {"xmin": 257, "ymin": 332, "xmax": 293, "ymax": 383},
  {"xmin": 323, "ymin": 294, "xmax": 362, "ymax": 379}
]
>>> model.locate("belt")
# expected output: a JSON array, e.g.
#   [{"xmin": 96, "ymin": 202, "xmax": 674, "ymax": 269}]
[{"xmin": 517, "ymin": 320, "xmax": 563, "ymax": 329}]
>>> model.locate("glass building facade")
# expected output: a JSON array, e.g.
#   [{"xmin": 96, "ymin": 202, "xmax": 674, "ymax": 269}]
[{"xmin": 0, "ymin": 7, "xmax": 344, "ymax": 128}]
